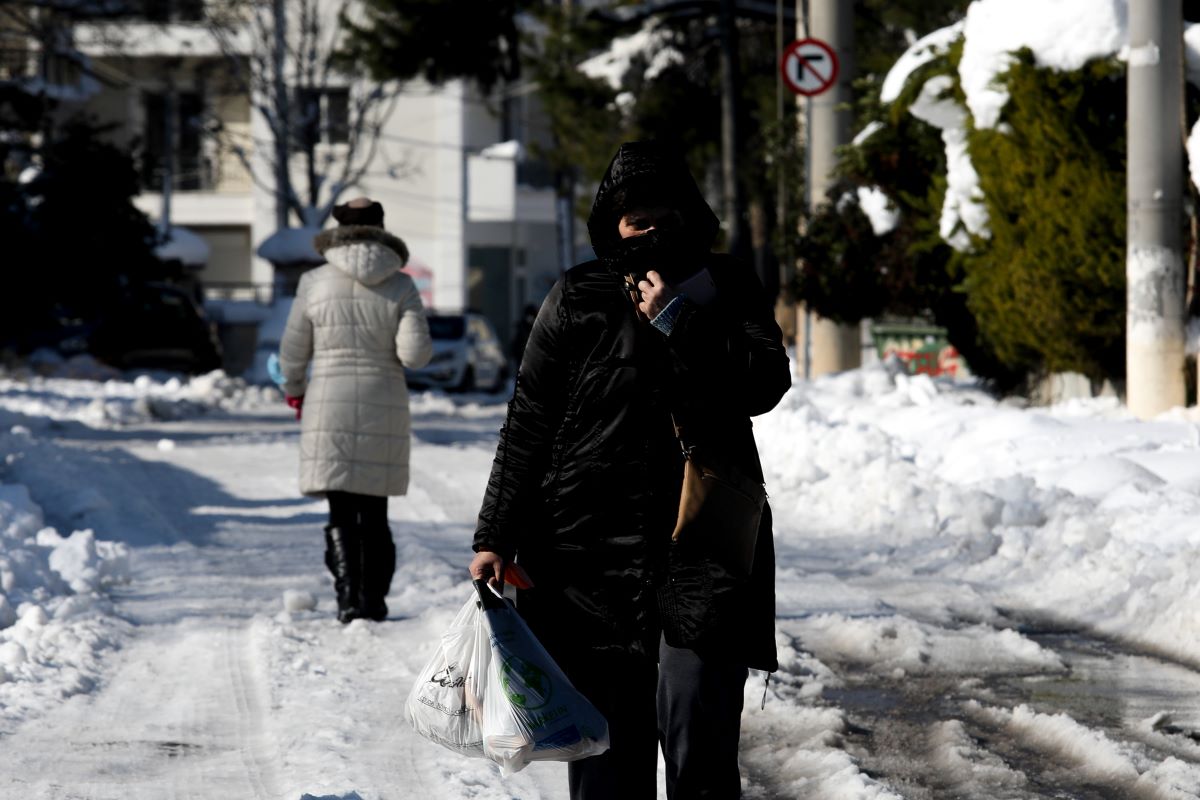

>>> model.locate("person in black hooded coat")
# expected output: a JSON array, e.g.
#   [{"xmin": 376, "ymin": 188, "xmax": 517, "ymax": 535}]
[{"xmin": 469, "ymin": 142, "xmax": 790, "ymax": 800}]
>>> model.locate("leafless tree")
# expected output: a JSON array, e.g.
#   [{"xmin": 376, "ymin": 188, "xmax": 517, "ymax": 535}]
[{"xmin": 204, "ymin": 0, "xmax": 413, "ymax": 230}]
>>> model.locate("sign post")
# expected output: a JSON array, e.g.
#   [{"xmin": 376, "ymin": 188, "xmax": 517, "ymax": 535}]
[{"xmin": 780, "ymin": 38, "xmax": 839, "ymax": 97}]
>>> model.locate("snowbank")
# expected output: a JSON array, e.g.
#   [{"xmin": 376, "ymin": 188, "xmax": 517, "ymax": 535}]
[
  {"xmin": 757, "ymin": 363, "xmax": 1200, "ymax": 666},
  {"xmin": 0, "ymin": 477, "xmax": 130, "ymax": 733},
  {"xmin": 0, "ymin": 367, "xmax": 280, "ymax": 428}
]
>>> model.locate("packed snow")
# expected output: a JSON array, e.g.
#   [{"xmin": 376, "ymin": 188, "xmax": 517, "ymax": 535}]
[{"xmin": 1, "ymin": 360, "xmax": 1200, "ymax": 796}]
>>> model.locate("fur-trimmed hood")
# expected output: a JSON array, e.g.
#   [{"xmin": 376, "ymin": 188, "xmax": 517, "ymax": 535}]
[{"xmin": 313, "ymin": 225, "xmax": 410, "ymax": 287}]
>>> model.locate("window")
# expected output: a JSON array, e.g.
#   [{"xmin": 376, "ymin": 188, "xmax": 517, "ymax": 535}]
[
  {"xmin": 293, "ymin": 87, "xmax": 350, "ymax": 151},
  {"xmin": 136, "ymin": 0, "xmax": 205, "ymax": 22},
  {"xmin": 143, "ymin": 91, "xmax": 208, "ymax": 191}
]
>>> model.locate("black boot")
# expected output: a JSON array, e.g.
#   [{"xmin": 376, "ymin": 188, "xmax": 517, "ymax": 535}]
[
  {"xmin": 361, "ymin": 525, "xmax": 396, "ymax": 622},
  {"xmin": 324, "ymin": 526, "xmax": 366, "ymax": 624}
]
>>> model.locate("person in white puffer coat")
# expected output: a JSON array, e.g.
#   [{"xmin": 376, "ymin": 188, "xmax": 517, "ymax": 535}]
[{"xmin": 279, "ymin": 198, "xmax": 433, "ymax": 623}]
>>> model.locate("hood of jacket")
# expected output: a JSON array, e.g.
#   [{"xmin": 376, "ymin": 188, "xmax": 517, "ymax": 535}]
[
  {"xmin": 586, "ymin": 141, "xmax": 720, "ymax": 266},
  {"xmin": 313, "ymin": 225, "xmax": 410, "ymax": 286}
]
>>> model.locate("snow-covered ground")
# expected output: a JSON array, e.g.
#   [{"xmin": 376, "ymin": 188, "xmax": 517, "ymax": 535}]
[{"xmin": 1, "ymin": 361, "xmax": 1200, "ymax": 797}]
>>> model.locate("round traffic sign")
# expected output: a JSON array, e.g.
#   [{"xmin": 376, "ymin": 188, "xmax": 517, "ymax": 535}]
[{"xmin": 780, "ymin": 38, "xmax": 839, "ymax": 97}]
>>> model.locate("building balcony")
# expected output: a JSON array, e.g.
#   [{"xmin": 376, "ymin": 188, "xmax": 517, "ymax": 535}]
[
  {"xmin": 134, "ymin": 190, "xmax": 252, "ymax": 226},
  {"xmin": 76, "ymin": 20, "xmax": 251, "ymax": 59}
]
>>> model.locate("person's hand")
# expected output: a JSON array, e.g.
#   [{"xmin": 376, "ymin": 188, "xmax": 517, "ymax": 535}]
[
  {"xmin": 637, "ymin": 270, "xmax": 677, "ymax": 321},
  {"xmin": 285, "ymin": 394, "xmax": 303, "ymax": 420},
  {"xmin": 469, "ymin": 549, "xmax": 534, "ymax": 590}
]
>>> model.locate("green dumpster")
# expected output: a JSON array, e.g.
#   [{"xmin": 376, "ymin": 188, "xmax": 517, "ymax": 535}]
[{"xmin": 870, "ymin": 322, "xmax": 968, "ymax": 378}]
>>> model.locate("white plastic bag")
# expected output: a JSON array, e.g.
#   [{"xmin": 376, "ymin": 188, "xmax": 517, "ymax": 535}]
[
  {"xmin": 476, "ymin": 581, "xmax": 610, "ymax": 775},
  {"xmin": 405, "ymin": 595, "xmax": 490, "ymax": 757}
]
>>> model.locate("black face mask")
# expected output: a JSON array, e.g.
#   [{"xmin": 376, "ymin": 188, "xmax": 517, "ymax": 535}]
[{"xmin": 608, "ymin": 227, "xmax": 703, "ymax": 284}]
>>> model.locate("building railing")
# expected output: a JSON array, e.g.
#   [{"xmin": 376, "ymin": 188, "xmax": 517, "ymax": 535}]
[
  {"xmin": 0, "ymin": 45, "xmax": 34, "ymax": 82},
  {"xmin": 203, "ymin": 282, "xmax": 274, "ymax": 305}
]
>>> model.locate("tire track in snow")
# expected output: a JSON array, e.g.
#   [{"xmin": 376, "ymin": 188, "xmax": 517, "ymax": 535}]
[{"xmin": 221, "ymin": 624, "xmax": 282, "ymax": 799}]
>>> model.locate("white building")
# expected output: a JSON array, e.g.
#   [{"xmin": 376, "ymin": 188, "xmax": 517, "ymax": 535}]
[{"xmin": 66, "ymin": 0, "xmax": 564, "ymax": 347}]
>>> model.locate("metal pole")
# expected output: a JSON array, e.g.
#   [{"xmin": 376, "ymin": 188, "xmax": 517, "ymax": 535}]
[
  {"xmin": 1127, "ymin": 0, "xmax": 1186, "ymax": 417},
  {"xmin": 273, "ymin": 0, "xmax": 290, "ymax": 231},
  {"xmin": 159, "ymin": 74, "xmax": 176, "ymax": 241}
]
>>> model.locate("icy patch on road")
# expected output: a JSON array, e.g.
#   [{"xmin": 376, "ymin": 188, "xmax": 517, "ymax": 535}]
[
  {"xmin": 739, "ymin": 636, "xmax": 901, "ymax": 799},
  {"xmin": 928, "ymin": 720, "xmax": 1029, "ymax": 794},
  {"xmin": 966, "ymin": 701, "xmax": 1200, "ymax": 798}
]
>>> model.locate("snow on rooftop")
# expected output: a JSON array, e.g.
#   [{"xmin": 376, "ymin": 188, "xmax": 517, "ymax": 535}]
[{"xmin": 480, "ymin": 140, "xmax": 524, "ymax": 160}]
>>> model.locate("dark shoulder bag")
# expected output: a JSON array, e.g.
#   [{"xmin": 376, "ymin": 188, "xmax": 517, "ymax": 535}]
[
  {"xmin": 623, "ymin": 272, "xmax": 766, "ymax": 579},
  {"xmin": 670, "ymin": 415, "xmax": 766, "ymax": 579}
]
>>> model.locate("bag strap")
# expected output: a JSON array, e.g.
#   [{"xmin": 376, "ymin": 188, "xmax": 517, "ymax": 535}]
[{"xmin": 669, "ymin": 412, "xmax": 695, "ymax": 460}]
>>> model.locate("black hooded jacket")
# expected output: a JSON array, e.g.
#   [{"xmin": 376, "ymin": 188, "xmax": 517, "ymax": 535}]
[{"xmin": 473, "ymin": 143, "xmax": 791, "ymax": 671}]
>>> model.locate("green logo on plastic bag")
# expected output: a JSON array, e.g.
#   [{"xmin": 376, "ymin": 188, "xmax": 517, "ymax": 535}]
[{"xmin": 501, "ymin": 654, "xmax": 551, "ymax": 710}]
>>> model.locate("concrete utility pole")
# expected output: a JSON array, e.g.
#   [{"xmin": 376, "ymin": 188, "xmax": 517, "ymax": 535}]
[
  {"xmin": 1127, "ymin": 0, "xmax": 1186, "ymax": 417},
  {"xmin": 801, "ymin": 0, "xmax": 860, "ymax": 377},
  {"xmin": 717, "ymin": 0, "xmax": 748, "ymax": 261}
]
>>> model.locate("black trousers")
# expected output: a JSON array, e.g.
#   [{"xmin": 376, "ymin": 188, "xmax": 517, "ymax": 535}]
[
  {"xmin": 563, "ymin": 638, "xmax": 749, "ymax": 800},
  {"xmin": 326, "ymin": 491, "xmax": 388, "ymax": 530}
]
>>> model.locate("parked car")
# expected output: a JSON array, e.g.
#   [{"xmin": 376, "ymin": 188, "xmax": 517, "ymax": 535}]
[
  {"xmin": 88, "ymin": 282, "xmax": 224, "ymax": 374},
  {"xmin": 405, "ymin": 312, "xmax": 508, "ymax": 392}
]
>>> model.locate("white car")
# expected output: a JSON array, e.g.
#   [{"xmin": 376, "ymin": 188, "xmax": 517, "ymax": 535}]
[{"xmin": 405, "ymin": 312, "xmax": 509, "ymax": 392}]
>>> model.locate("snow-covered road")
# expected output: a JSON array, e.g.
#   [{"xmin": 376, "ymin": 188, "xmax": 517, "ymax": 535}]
[
  {"xmin": 0, "ymin": 401, "xmax": 572, "ymax": 799},
  {"xmin": 2, "ymin": 367, "xmax": 1200, "ymax": 798}
]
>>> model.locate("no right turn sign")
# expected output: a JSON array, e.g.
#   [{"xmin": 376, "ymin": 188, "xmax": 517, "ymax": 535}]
[{"xmin": 781, "ymin": 38, "xmax": 839, "ymax": 97}]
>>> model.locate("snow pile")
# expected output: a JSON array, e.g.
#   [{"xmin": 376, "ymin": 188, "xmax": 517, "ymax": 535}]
[
  {"xmin": 790, "ymin": 614, "xmax": 1064, "ymax": 678},
  {"xmin": 0, "ymin": 481, "xmax": 130, "ymax": 732},
  {"xmin": 740, "ymin": 636, "xmax": 902, "ymax": 799},
  {"xmin": 966, "ymin": 701, "xmax": 1199, "ymax": 795},
  {"xmin": 757, "ymin": 362, "xmax": 1200, "ymax": 665},
  {"xmin": 0, "ymin": 370, "xmax": 280, "ymax": 428}
]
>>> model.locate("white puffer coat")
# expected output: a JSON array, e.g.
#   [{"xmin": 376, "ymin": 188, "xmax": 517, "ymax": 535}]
[{"xmin": 279, "ymin": 225, "xmax": 433, "ymax": 497}]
